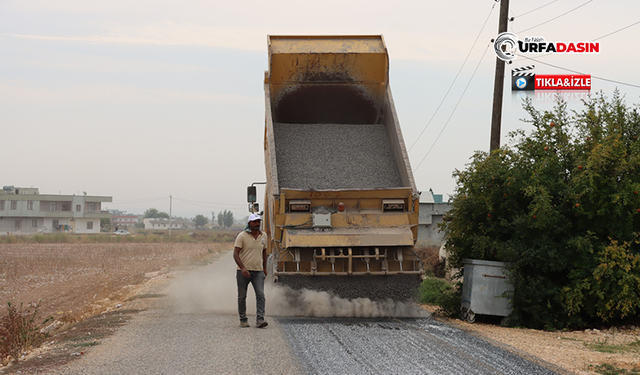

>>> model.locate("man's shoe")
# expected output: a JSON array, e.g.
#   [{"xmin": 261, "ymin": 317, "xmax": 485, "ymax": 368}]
[
  {"xmin": 240, "ymin": 321, "xmax": 250, "ymax": 328},
  {"xmin": 256, "ymin": 320, "xmax": 268, "ymax": 328}
]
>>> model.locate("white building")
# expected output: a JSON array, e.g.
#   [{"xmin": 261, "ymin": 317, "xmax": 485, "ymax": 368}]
[
  {"xmin": 143, "ymin": 218, "xmax": 193, "ymax": 230},
  {"xmin": 0, "ymin": 186, "xmax": 112, "ymax": 235},
  {"xmin": 416, "ymin": 190, "xmax": 452, "ymax": 248},
  {"xmin": 110, "ymin": 214, "xmax": 140, "ymax": 227}
]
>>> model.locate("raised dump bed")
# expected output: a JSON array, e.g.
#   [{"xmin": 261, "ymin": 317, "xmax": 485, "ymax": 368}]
[{"xmin": 259, "ymin": 35, "xmax": 422, "ymax": 301}]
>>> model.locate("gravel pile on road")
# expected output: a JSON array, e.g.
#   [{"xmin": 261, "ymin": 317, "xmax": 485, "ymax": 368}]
[
  {"xmin": 273, "ymin": 123, "xmax": 404, "ymax": 190},
  {"xmin": 277, "ymin": 274, "xmax": 422, "ymax": 302},
  {"xmin": 279, "ymin": 317, "xmax": 560, "ymax": 375}
]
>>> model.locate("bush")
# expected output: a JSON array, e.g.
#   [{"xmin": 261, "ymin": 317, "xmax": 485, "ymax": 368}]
[
  {"xmin": 419, "ymin": 277, "xmax": 452, "ymax": 304},
  {"xmin": 175, "ymin": 234, "xmax": 192, "ymax": 243},
  {"xmin": 0, "ymin": 302, "xmax": 52, "ymax": 361},
  {"xmin": 415, "ymin": 247, "xmax": 445, "ymax": 277},
  {"xmin": 442, "ymin": 92, "xmax": 640, "ymax": 329},
  {"xmin": 418, "ymin": 278, "xmax": 462, "ymax": 318},
  {"xmin": 1, "ymin": 235, "xmax": 19, "ymax": 244},
  {"xmin": 437, "ymin": 284, "xmax": 463, "ymax": 318}
]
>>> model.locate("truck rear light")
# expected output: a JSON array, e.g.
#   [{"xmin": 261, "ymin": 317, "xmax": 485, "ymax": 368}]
[
  {"xmin": 382, "ymin": 199, "xmax": 405, "ymax": 212},
  {"xmin": 289, "ymin": 200, "xmax": 311, "ymax": 212}
]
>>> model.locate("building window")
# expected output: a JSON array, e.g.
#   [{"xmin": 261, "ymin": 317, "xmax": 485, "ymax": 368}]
[
  {"xmin": 27, "ymin": 201, "xmax": 34, "ymax": 210},
  {"xmin": 87, "ymin": 221, "xmax": 94, "ymax": 230},
  {"xmin": 14, "ymin": 220, "xmax": 21, "ymax": 229},
  {"xmin": 87, "ymin": 203, "xmax": 96, "ymax": 213},
  {"xmin": 53, "ymin": 219, "xmax": 59, "ymax": 228},
  {"xmin": 11, "ymin": 200, "xmax": 17, "ymax": 210},
  {"xmin": 76, "ymin": 205, "xmax": 81, "ymax": 212},
  {"xmin": 0, "ymin": 201, "xmax": 4, "ymax": 210},
  {"xmin": 32, "ymin": 219, "xmax": 38, "ymax": 228},
  {"xmin": 50, "ymin": 202, "xmax": 57, "ymax": 211}
]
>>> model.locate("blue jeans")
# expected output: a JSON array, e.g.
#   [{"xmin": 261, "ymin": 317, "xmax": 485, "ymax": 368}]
[{"xmin": 236, "ymin": 270, "xmax": 266, "ymax": 322}]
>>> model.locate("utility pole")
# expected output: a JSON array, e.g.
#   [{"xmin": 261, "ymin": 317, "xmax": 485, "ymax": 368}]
[
  {"xmin": 490, "ymin": 0, "xmax": 510, "ymax": 152},
  {"xmin": 169, "ymin": 195, "xmax": 172, "ymax": 236}
]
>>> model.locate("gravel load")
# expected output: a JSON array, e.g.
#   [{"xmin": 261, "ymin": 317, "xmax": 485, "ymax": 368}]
[{"xmin": 273, "ymin": 123, "xmax": 404, "ymax": 190}]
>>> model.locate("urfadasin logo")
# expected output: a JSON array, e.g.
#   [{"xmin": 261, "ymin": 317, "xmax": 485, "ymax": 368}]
[
  {"xmin": 493, "ymin": 32, "xmax": 519, "ymax": 62},
  {"xmin": 494, "ymin": 33, "xmax": 600, "ymax": 62}
]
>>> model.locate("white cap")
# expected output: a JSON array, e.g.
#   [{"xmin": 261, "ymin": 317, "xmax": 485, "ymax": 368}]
[{"xmin": 248, "ymin": 213, "xmax": 261, "ymax": 222}]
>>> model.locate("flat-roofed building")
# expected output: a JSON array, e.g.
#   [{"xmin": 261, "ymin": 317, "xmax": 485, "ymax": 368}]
[
  {"xmin": 0, "ymin": 186, "xmax": 112, "ymax": 235},
  {"xmin": 417, "ymin": 189, "xmax": 451, "ymax": 248}
]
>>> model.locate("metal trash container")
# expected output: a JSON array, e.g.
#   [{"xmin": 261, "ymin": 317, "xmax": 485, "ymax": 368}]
[{"xmin": 460, "ymin": 259, "xmax": 513, "ymax": 323}]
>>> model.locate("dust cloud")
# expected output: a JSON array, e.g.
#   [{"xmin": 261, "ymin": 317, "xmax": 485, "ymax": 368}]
[
  {"xmin": 168, "ymin": 250, "xmax": 428, "ymax": 318},
  {"xmin": 168, "ymin": 251, "xmax": 240, "ymax": 314},
  {"xmin": 267, "ymin": 286, "xmax": 428, "ymax": 318}
]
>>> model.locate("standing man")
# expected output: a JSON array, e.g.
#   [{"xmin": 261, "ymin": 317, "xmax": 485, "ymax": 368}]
[{"xmin": 233, "ymin": 213, "xmax": 268, "ymax": 328}]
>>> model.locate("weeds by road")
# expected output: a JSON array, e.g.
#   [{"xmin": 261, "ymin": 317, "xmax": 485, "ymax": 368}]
[{"xmin": 0, "ymin": 302, "xmax": 52, "ymax": 363}]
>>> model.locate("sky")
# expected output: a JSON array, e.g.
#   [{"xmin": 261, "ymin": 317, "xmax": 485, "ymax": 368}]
[{"xmin": 2, "ymin": 0, "xmax": 640, "ymax": 220}]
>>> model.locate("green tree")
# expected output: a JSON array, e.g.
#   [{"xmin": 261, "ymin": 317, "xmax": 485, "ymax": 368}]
[
  {"xmin": 224, "ymin": 211, "xmax": 235, "ymax": 228},
  {"xmin": 217, "ymin": 210, "xmax": 235, "ymax": 228},
  {"xmin": 144, "ymin": 208, "xmax": 159, "ymax": 218},
  {"xmin": 100, "ymin": 218, "xmax": 111, "ymax": 229},
  {"xmin": 442, "ymin": 92, "xmax": 640, "ymax": 329},
  {"xmin": 144, "ymin": 208, "xmax": 169, "ymax": 219},
  {"xmin": 194, "ymin": 214, "xmax": 209, "ymax": 229}
]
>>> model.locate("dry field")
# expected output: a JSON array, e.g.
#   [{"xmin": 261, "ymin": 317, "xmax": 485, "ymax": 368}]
[{"xmin": 0, "ymin": 242, "xmax": 227, "ymax": 324}]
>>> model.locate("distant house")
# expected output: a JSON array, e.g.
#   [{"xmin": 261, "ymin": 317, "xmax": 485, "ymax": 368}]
[
  {"xmin": 417, "ymin": 190, "xmax": 451, "ymax": 248},
  {"xmin": 0, "ymin": 186, "xmax": 112, "ymax": 235},
  {"xmin": 143, "ymin": 218, "xmax": 194, "ymax": 230},
  {"xmin": 110, "ymin": 213, "xmax": 140, "ymax": 227}
]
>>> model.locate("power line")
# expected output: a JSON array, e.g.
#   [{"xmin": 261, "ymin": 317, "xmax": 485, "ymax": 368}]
[
  {"xmin": 172, "ymin": 197, "xmax": 246, "ymax": 208},
  {"xmin": 408, "ymin": 1, "xmax": 497, "ymax": 151},
  {"xmin": 516, "ymin": 0, "xmax": 593, "ymax": 33},
  {"xmin": 111, "ymin": 197, "xmax": 167, "ymax": 204},
  {"xmin": 520, "ymin": 55, "xmax": 640, "ymax": 89},
  {"xmin": 513, "ymin": 0, "xmax": 559, "ymax": 19},
  {"xmin": 511, "ymin": 19, "xmax": 640, "ymax": 61},
  {"xmin": 110, "ymin": 196, "xmax": 247, "ymax": 211},
  {"xmin": 594, "ymin": 19, "xmax": 640, "ymax": 40},
  {"xmin": 414, "ymin": 44, "xmax": 492, "ymax": 171}
]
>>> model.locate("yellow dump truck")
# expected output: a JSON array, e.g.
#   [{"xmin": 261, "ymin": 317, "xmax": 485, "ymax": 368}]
[{"xmin": 255, "ymin": 35, "xmax": 422, "ymax": 301}]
